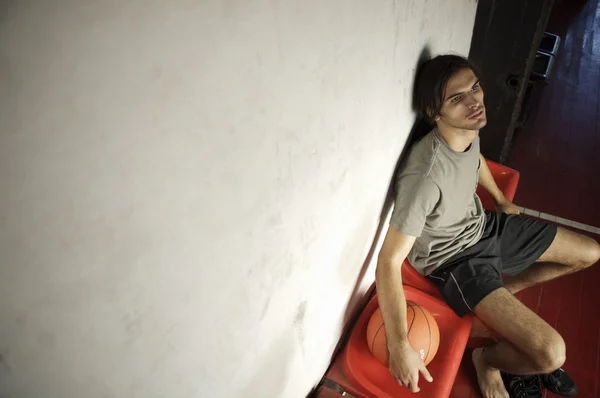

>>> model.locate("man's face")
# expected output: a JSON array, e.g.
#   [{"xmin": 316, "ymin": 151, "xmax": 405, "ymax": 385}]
[{"xmin": 434, "ymin": 68, "xmax": 487, "ymax": 131}]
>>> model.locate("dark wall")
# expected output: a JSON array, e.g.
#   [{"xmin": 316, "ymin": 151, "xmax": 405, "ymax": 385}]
[{"xmin": 470, "ymin": 0, "xmax": 555, "ymax": 163}]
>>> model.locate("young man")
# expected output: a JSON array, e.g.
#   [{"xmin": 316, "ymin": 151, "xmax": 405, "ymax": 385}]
[{"xmin": 376, "ymin": 55, "xmax": 600, "ymax": 398}]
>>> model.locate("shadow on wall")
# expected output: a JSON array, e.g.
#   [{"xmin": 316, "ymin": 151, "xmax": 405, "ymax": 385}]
[{"xmin": 326, "ymin": 45, "xmax": 435, "ymax": 369}]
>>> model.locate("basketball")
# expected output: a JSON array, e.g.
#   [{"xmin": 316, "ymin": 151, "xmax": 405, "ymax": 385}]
[{"xmin": 366, "ymin": 301, "xmax": 440, "ymax": 366}]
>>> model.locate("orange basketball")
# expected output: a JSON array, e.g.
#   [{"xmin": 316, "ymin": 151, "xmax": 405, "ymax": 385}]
[{"xmin": 366, "ymin": 300, "xmax": 440, "ymax": 366}]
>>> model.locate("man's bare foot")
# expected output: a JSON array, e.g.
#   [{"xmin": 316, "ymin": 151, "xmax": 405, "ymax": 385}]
[{"xmin": 472, "ymin": 347, "xmax": 509, "ymax": 398}]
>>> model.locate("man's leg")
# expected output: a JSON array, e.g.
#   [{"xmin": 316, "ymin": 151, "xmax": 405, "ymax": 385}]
[
  {"xmin": 472, "ymin": 226, "xmax": 599, "ymax": 397},
  {"xmin": 472, "ymin": 226, "xmax": 600, "ymax": 339},
  {"xmin": 471, "ymin": 288, "xmax": 566, "ymax": 398},
  {"xmin": 503, "ymin": 226, "xmax": 600, "ymax": 294}
]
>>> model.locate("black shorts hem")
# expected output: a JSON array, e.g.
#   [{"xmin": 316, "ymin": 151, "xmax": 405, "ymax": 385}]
[
  {"xmin": 428, "ymin": 262, "xmax": 505, "ymax": 317},
  {"xmin": 502, "ymin": 222, "xmax": 557, "ymax": 276},
  {"xmin": 461, "ymin": 284, "xmax": 504, "ymax": 317},
  {"xmin": 428, "ymin": 272, "xmax": 504, "ymax": 317}
]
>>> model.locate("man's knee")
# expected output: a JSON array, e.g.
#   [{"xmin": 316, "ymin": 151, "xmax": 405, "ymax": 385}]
[
  {"xmin": 530, "ymin": 332, "xmax": 566, "ymax": 373},
  {"xmin": 578, "ymin": 238, "xmax": 600, "ymax": 268}
]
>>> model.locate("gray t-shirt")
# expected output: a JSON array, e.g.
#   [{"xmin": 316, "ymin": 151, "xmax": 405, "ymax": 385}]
[{"xmin": 391, "ymin": 129, "xmax": 486, "ymax": 275}]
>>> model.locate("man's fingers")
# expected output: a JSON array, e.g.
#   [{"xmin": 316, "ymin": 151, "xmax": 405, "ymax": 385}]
[
  {"xmin": 420, "ymin": 364, "xmax": 433, "ymax": 382},
  {"xmin": 409, "ymin": 373, "xmax": 420, "ymax": 393},
  {"xmin": 392, "ymin": 373, "xmax": 407, "ymax": 386},
  {"xmin": 409, "ymin": 380, "xmax": 420, "ymax": 393}
]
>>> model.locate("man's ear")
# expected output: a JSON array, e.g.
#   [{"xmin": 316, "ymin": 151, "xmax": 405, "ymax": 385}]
[{"xmin": 426, "ymin": 107, "xmax": 440, "ymax": 121}]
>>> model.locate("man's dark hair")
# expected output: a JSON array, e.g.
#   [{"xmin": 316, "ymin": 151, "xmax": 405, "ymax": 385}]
[{"xmin": 413, "ymin": 54, "xmax": 481, "ymax": 122}]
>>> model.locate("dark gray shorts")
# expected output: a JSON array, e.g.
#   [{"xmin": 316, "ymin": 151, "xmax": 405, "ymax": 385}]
[{"xmin": 427, "ymin": 211, "xmax": 557, "ymax": 317}]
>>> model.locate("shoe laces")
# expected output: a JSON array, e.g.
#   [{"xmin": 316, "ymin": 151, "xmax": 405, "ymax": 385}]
[{"xmin": 511, "ymin": 375, "xmax": 542, "ymax": 397}]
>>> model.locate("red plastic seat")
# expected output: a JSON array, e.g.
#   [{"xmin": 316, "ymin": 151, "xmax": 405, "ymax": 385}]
[
  {"xmin": 401, "ymin": 160, "xmax": 520, "ymax": 297},
  {"xmin": 338, "ymin": 286, "xmax": 473, "ymax": 398},
  {"xmin": 476, "ymin": 160, "xmax": 520, "ymax": 211}
]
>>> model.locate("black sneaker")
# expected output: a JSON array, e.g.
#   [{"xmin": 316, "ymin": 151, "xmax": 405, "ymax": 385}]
[
  {"xmin": 502, "ymin": 373, "xmax": 543, "ymax": 398},
  {"xmin": 541, "ymin": 368, "xmax": 578, "ymax": 396}
]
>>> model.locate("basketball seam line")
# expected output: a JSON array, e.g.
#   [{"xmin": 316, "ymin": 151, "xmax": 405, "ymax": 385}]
[
  {"xmin": 407, "ymin": 305, "xmax": 416, "ymax": 335},
  {"xmin": 372, "ymin": 305, "xmax": 416, "ymax": 358},
  {"xmin": 371, "ymin": 322, "xmax": 385, "ymax": 354},
  {"xmin": 450, "ymin": 272, "xmax": 472, "ymax": 311},
  {"xmin": 418, "ymin": 305, "xmax": 432, "ymax": 364}
]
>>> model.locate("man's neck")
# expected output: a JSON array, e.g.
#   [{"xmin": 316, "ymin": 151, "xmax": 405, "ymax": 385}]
[{"xmin": 436, "ymin": 124, "xmax": 479, "ymax": 153}]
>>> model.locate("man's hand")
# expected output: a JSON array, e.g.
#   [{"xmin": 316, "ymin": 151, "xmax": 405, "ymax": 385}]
[
  {"xmin": 388, "ymin": 340, "xmax": 433, "ymax": 393},
  {"xmin": 495, "ymin": 199, "xmax": 520, "ymax": 215}
]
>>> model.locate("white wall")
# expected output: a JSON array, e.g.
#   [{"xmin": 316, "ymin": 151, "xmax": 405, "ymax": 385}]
[{"xmin": 0, "ymin": 1, "xmax": 477, "ymax": 397}]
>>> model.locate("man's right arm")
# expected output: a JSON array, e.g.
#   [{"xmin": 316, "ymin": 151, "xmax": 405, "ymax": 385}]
[
  {"xmin": 376, "ymin": 227, "xmax": 415, "ymax": 346},
  {"xmin": 375, "ymin": 226, "xmax": 433, "ymax": 393}
]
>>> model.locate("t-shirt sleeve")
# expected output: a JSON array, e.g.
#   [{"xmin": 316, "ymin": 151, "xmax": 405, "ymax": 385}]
[{"xmin": 390, "ymin": 175, "xmax": 440, "ymax": 237}]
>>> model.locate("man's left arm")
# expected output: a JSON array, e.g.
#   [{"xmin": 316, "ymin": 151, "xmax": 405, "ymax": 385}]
[{"xmin": 478, "ymin": 154, "xmax": 520, "ymax": 215}]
